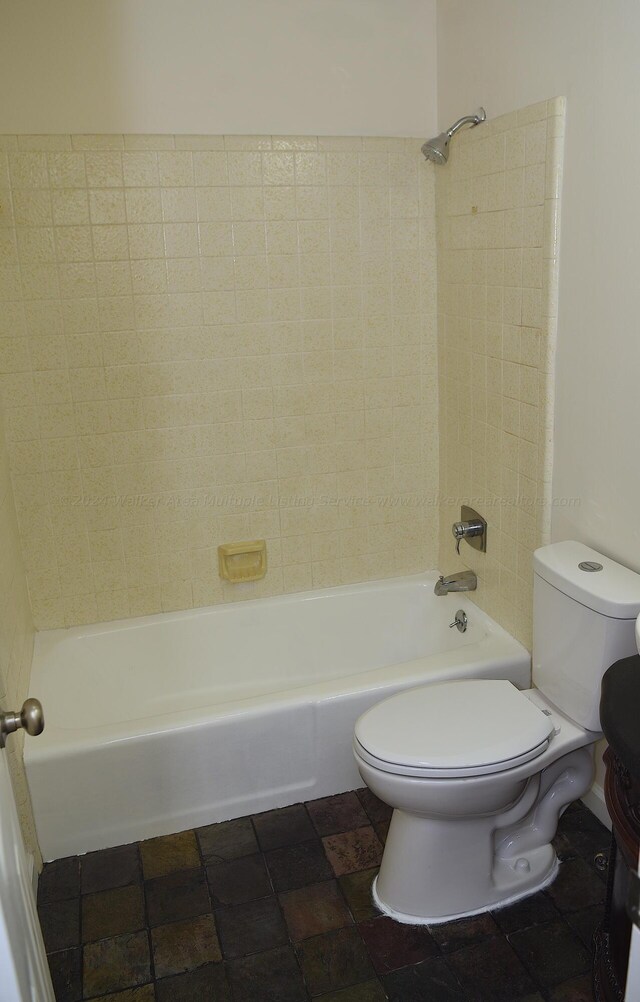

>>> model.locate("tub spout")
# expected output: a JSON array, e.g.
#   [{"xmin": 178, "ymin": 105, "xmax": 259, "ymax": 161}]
[{"xmin": 434, "ymin": 570, "xmax": 477, "ymax": 595}]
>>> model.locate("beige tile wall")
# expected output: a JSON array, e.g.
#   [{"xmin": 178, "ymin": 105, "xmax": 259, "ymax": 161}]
[
  {"xmin": 0, "ymin": 404, "xmax": 40, "ymax": 864},
  {"xmin": 0, "ymin": 134, "xmax": 438, "ymax": 628},
  {"xmin": 437, "ymin": 99, "xmax": 564, "ymax": 649}
]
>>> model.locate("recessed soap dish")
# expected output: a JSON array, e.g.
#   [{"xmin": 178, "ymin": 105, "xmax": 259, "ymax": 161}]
[{"xmin": 218, "ymin": 540, "xmax": 267, "ymax": 583}]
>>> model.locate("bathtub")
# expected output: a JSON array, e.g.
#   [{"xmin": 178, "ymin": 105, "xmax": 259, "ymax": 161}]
[{"xmin": 26, "ymin": 573, "xmax": 530, "ymax": 860}]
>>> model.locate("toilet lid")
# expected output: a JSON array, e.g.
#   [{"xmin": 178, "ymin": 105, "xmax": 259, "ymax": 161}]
[{"xmin": 354, "ymin": 680, "xmax": 554, "ymax": 778}]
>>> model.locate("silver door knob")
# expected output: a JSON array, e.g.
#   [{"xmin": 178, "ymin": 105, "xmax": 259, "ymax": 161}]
[{"xmin": 0, "ymin": 698, "xmax": 44, "ymax": 748}]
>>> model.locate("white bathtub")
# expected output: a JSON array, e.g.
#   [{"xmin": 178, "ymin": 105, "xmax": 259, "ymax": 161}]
[{"xmin": 26, "ymin": 573, "xmax": 530, "ymax": 860}]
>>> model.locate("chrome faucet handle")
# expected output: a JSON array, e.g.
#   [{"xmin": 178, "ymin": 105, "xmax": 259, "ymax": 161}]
[
  {"xmin": 452, "ymin": 507, "xmax": 487, "ymax": 555},
  {"xmin": 452, "ymin": 520, "xmax": 482, "ymax": 554},
  {"xmin": 452, "ymin": 523, "xmax": 465, "ymax": 555}
]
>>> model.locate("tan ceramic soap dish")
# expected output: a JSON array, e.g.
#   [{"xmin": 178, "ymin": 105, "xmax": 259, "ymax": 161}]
[{"xmin": 218, "ymin": 540, "xmax": 267, "ymax": 583}]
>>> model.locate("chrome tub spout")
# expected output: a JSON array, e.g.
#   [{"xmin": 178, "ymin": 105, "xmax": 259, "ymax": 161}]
[{"xmin": 434, "ymin": 570, "xmax": 477, "ymax": 595}]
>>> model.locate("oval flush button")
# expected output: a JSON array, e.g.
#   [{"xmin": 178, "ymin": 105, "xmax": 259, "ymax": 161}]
[{"xmin": 579, "ymin": 561, "xmax": 603, "ymax": 572}]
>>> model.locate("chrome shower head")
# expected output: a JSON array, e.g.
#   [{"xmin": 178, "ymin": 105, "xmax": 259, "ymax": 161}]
[
  {"xmin": 421, "ymin": 108, "xmax": 486, "ymax": 164},
  {"xmin": 421, "ymin": 132, "xmax": 450, "ymax": 164}
]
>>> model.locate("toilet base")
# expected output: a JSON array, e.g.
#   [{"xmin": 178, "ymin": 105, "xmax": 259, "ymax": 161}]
[
  {"xmin": 372, "ymin": 854, "xmax": 560, "ymax": 926},
  {"xmin": 357, "ymin": 744, "xmax": 595, "ymax": 926}
]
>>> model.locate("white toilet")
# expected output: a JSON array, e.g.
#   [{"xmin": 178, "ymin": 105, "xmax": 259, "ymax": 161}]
[{"xmin": 353, "ymin": 541, "xmax": 640, "ymax": 925}]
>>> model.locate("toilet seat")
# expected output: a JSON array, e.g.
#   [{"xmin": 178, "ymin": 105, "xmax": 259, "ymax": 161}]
[{"xmin": 354, "ymin": 679, "xmax": 554, "ymax": 779}]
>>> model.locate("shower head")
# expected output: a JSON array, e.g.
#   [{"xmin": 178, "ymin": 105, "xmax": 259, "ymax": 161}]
[
  {"xmin": 421, "ymin": 132, "xmax": 450, "ymax": 165},
  {"xmin": 421, "ymin": 108, "xmax": 486, "ymax": 164}
]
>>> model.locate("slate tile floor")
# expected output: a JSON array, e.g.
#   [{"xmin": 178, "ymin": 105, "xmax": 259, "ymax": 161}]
[{"xmin": 38, "ymin": 791, "xmax": 609, "ymax": 1001}]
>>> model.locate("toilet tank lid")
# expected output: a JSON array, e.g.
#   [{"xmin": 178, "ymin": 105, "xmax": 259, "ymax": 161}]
[{"xmin": 534, "ymin": 541, "xmax": 640, "ymax": 619}]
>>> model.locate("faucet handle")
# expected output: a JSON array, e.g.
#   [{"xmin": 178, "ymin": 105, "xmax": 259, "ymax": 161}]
[
  {"xmin": 452, "ymin": 522, "xmax": 465, "ymax": 555},
  {"xmin": 452, "ymin": 520, "xmax": 482, "ymax": 554},
  {"xmin": 452, "ymin": 507, "xmax": 487, "ymax": 555}
]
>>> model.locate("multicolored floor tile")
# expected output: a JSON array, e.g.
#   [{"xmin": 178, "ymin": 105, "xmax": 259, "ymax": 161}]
[{"xmin": 38, "ymin": 792, "xmax": 607, "ymax": 1000}]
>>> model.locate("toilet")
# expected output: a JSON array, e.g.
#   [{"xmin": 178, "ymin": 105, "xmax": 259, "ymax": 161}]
[{"xmin": 353, "ymin": 540, "xmax": 640, "ymax": 924}]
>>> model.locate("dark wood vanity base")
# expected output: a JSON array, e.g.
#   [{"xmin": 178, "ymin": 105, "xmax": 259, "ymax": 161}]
[{"xmin": 594, "ymin": 655, "xmax": 640, "ymax": 1000}]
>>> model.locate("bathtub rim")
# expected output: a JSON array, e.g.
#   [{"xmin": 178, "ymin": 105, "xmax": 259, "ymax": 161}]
[{"xmin": 34, "ymin": 569, "xmax": 481, "ymax": 646}]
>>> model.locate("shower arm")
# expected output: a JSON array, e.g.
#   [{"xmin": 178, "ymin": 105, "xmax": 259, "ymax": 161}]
[{"xmin": 446, "ymin": 109, "xmax": 486, "ymax": 139}]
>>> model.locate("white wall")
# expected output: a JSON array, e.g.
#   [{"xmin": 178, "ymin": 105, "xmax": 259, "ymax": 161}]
[
  {"xmin": 437, "ymin": 0, "xmax": 640, "ymax": 573},
  {"xmin": 437, "ymin": 0, "xmax": 640, "ymax": 803},
  {"xmin": 1, "ymin": 0, "xmax": 437, "ymax": 137}
]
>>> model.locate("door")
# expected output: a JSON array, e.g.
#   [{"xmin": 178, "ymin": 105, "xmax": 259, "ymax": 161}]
[
  {"xmin": 0, "ymin": 747, "xmax": 54, "ymax": 1002},
  {"xmin": 626, "ymin": 856, "xmax": 640, "ymax": 1001}
]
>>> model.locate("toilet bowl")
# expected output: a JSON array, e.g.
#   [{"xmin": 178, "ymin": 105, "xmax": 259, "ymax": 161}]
[
  {"xmin": 354, "ymin": 681, "xmax": 595, "ymax": 923},
  {"xmin": 354, "ymin": 541, "xmax": 640, "ymax": 924}
]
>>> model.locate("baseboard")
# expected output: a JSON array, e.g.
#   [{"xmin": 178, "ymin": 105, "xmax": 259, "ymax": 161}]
[{"xmin": 582, "ymin": 783, "xmax": 611, "ymax": 831}]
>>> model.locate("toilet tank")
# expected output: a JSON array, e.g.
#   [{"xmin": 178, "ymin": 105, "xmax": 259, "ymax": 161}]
[{"xmin": 533, "ymin": 541, "xmax": 640, "ymax": 732}]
